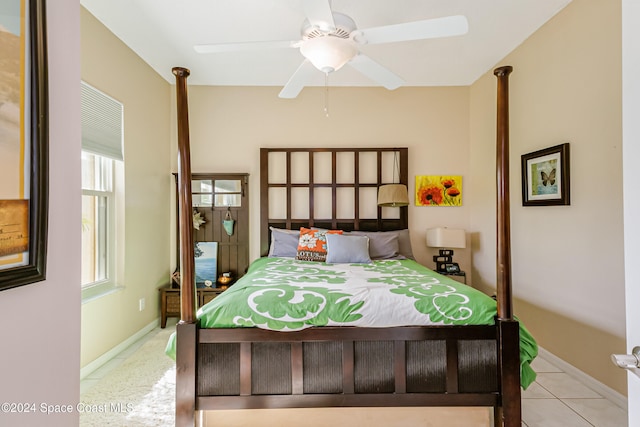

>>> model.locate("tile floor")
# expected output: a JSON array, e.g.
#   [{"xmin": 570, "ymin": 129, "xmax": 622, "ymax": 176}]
[
  {"xmin": 81, "ymin": 322, "xmax": 629, "ymax": 426},
  {"xmin": 522, "ymin": 356, "xmax": 628, "ymax": 426}
]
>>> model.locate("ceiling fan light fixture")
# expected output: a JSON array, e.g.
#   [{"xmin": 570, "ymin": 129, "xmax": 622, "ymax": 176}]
[{"xmin": 300, "ymin": 36, "xmax": 357, "ymax": 73}]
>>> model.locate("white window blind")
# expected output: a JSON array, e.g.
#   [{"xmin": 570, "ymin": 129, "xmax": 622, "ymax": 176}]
[{"xmin": 81, "ymin": 81, "xmax": 124, "ymax": 161}]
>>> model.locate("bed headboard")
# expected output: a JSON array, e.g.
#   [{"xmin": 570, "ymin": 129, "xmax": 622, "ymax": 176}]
[{"xmin": 260, "ymin": 148, "xmax": 408, "ymax": 256}]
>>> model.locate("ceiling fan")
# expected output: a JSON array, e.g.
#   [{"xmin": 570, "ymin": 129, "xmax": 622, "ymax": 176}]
[{"xmin": 194, "ymin": 0, "xmax": 468, "ymax": 99}]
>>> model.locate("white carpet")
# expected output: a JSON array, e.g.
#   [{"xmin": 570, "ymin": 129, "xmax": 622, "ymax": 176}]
[{"xmin": 80, "ymin": 327, "xmax": 176, "ymax": 427}]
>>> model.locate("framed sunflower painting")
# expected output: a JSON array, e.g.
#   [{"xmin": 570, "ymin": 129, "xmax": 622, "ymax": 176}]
[{"xmin": 415, "ymin": 175, "xmax": 462, "ymax": 207}]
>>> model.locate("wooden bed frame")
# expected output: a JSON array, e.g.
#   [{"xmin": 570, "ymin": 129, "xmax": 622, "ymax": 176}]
[{"xmin": 172, "ymin": 65, "xmax": 519, "ymax": 426}]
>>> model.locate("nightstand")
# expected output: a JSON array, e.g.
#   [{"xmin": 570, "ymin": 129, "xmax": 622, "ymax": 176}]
[
  {"xmin": 159, "ymin": 286, "xmax": 225, "ymax": 328},
  {"xmin": 440, "ymin": 271, "xmax": 466, "ymax": 284}
]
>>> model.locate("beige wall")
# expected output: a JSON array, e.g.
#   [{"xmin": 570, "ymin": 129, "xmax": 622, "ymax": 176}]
[
  {"xmin": 0, "ymin": 0, "xmax": 81, "ymax": 425},
  {"xmin": 469, "ymin": 0, "xmax": 626, "ymax": 394},
  {"xmin": 170, "ymin": 85, "xmax": 473, "ymax": 272},
  {"xmin": 80, "ymin": 7, "xmax": 172, "ymax": 367}
]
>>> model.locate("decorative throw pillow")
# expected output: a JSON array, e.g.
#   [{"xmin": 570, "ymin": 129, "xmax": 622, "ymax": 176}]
[
  {"xmin": 325, "ymin": 234, "xmax": 372, "ymax": 264},
  {"xmin": 296, "ymin": 227, "xmax": 343, "ymax": 262}
]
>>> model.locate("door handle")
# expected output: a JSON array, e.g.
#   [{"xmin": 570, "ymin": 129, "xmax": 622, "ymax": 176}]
[{"xmin": 611, "ymin": 346, "xmax": 640, "ymax": 369}]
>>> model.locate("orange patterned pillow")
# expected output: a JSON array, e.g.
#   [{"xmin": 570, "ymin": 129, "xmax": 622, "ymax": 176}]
[{"xmin": 296, "ymin": 227, "xmax": 343, "ymax": 262}]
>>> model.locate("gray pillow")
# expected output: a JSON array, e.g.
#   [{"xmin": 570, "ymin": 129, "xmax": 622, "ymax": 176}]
[
  {"xmin": 353, "ymin": 231, "xmax": 399, "ymax": 259},
  {"xmin": 395, "ymin": 229, "xmax": 415, "ymax": 260},
  {"xmin": 325, "ymin": 234, "xmax": 372, "ymax": 264},
  {"xmin": 350, "ymin": 229, "xmax": 414, "ymax": 260},
  {"xmin": 268, "ymin": 227, "xmax": 299, "ymax": 258}
]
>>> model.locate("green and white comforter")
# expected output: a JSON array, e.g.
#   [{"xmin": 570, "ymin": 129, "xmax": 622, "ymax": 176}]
[{"xmin": 166, "ymin": 257, "xmax": 538, "ymax": 388}]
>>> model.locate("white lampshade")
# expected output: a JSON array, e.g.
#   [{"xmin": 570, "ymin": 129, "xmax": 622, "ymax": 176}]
[
  {"xmin": 300, "ymin": 36, "xmax": 357, "ymax": 73},
  {"xmin": 426, "ymin": 227, "xmax": 466, "ymax": 249},
  {"xmin": 377, "ymin": 184, "xmax": 410, "ymax": 207}
]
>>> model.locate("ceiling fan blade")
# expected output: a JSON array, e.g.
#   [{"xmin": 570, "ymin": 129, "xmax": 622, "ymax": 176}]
[
  {"xmin": 355, "ymin": 15, "xmax": 468, "ymax": 45},
  {"xmin": 278, "ymin": 60, "xmax": 317, "ymax": 99},
  {"xmin": 348, "ymin": 54, "xmax": 404, "ymax": 90},
  {"xmin": 194, "ymin": 40, "xmax": 300, "ymax": 54},
  {"xmin": 302, "ymin": 0, "xmax": 335, "ymax": 32}
]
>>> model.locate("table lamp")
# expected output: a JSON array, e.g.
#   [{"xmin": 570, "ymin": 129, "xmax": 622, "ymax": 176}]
[{"xmin": 426, "ymin": 227, "xmax": 466, "ymax": 273}]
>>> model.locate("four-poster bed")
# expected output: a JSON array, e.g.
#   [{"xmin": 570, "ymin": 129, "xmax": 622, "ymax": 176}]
[{"xmin": 169, "ymin": 65, "xmax": 534, "ymax": 427}]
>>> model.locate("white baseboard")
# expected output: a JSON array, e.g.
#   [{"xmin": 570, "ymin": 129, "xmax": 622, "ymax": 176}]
[
  {"xmin": 80, "ymin": 318, "xmax": 160, "ymax": 380},
  {"xmin": 538, "ymin": 346, "xmax": 628, "ymax": 411}
]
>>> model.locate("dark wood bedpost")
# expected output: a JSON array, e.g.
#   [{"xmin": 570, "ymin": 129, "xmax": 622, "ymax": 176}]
[
  {"xmin": 173, "ymin": 66, "xmax": 196, "ymax": 323},
  {"xmin": 494, "ymin": 65, "xmax": 513, "ymax": 321},
  {"xmin": 173, "ymin": 66, "xmax": 197, "ymax": 427},
  {"xmin": 493, "ymin": 65, "xmax": 521, "ymax": 427}
]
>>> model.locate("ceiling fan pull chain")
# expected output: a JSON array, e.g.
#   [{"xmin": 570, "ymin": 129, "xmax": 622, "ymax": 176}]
[{"xmin": 324, "ymin": 72, "xmax": 330, "ymax": 117}]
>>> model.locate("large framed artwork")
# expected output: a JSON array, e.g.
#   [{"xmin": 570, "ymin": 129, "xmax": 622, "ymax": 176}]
[
  {"xmin": 521, "ymin": 143, "xmax": 570, "ymax": 206},
  {"xmin": 0, "ymin": 0, "xmax": 49, "ymax": 291}
]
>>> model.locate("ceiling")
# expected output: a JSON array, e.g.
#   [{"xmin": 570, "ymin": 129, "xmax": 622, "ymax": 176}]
[{"xmin": 80, "ymin": 0, "xmax": 572, "ymax": 89}]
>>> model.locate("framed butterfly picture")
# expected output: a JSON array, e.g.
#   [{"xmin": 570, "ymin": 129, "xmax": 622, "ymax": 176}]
[{"xmin": 521, "ymin": 143, "xmax": 570, "ymax": 206}]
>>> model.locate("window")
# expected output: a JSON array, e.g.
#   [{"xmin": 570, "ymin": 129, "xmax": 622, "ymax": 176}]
[
  {"xmin": 191, "ymin": 179, "xmax": 243, "ymax": 208},
  {"xmin": 81, "ymin": 82, "xmax": 123, "ymax": 300},
  {"xmin": 81, "ymin": 153, "xmax": 112, "ymax": 287},
  {"xmin": 214, "ymin": 179, "xmax": 242, "ymax": 207}
]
